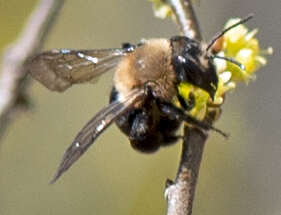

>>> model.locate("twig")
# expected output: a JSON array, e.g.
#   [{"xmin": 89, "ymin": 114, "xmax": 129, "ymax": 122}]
[
  {"xmin": 0, "ymin": 0, "xmax": 65, "ymax": 138},
  {"xmin": 164, "ymin": 0, "xmax": 207, "ymax": 214},
  {"xmin": 167, "ymin": 0, "xmax": 202, "ymax": 40},
  {"xmin": 165, "ymin": 127, "xmax": 208, "ymax": 215}
]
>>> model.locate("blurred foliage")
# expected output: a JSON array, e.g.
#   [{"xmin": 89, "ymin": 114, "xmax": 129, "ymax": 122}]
[{"xmin": 0, "ymin": 0, "xmax": 38, "ymax": 52}]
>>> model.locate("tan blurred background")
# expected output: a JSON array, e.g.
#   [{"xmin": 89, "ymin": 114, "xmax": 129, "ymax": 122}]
[{"xmin": 0, "ymin": 0, "xmax": 280, "ymax": 214}]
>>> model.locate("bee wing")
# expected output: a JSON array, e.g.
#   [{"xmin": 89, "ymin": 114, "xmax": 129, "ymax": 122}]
[
  {"xmin": 27, "ymin": 48, "xmax": 129, "ymax": 92},
  {"xmin": 50, "ymin": 88, "xmax": 145, "ymax": 183}
]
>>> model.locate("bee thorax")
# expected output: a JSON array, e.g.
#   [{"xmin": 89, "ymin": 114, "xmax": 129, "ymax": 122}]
[{"xmin": 114, "ymin": 39, "xmax": 177, "ymax": 103}]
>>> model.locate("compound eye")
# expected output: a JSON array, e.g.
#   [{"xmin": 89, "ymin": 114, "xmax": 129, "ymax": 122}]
[
  {"xmin": 173, "ymin": 55, "xmax": 187, "ymax": 82},
  {"xmin": 182, "ymin": 58, "xmax": 203, "ymax": 85}
]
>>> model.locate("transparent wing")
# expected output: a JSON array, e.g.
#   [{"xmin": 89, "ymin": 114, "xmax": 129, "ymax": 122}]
[
  {"xmin": 27, "ymin": 48, "xmax": 129, "ymax": 92},
  {"xmin": 50, "ymin": 88, "xmax": 145, "ymax": 183}
]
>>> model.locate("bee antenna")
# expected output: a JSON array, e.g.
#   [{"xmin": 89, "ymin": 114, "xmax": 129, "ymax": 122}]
[
  {"xmin": 210, "ymin": 55, "xmax": 245, "ymax": 71},
  {"xmin": 206, "ymin": 13, "xmax": 254, "ymax": 52}
]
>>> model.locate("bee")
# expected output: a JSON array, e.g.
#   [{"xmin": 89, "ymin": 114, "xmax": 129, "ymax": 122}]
[{"xmin": 27, "ymin": 15, "xmax": 252, "ymax": 183}]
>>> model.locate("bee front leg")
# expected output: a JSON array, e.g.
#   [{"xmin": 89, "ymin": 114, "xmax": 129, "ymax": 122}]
[{"xmin": 157, "ymin": 101, "xmax": 229, "ymax": 138}]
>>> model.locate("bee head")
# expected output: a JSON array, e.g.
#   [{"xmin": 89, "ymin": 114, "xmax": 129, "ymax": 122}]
[{"xmin": 171, "ymin": 36, "xmax": 218, "ymax": 100}]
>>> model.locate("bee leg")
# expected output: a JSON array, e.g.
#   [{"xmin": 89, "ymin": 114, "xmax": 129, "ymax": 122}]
[
  {"xmin": 157, "ymin": 101, "xmax": 229, "ymax": 138},
  {"xmin": 177, "ymin": 93, "xmax": 195, "ymax": 111},
  {"xmin": 143, "ymin": 80, "xmax": 160, "ymax": 100}
]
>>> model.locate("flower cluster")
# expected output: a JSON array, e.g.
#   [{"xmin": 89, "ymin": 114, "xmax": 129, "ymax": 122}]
[
  {"xmin": 213, "ymin": 18, "xmax": 272, "ymax": 105},
  {"xmin": 178, "ymin": 18, "xmax": 272, "ymax": 119},
  {"xmin": 148, "ymin": 0, "xmax": 173, "ymax": 19},
  {"xmin": 149, "ymin": 0, "xmax": 271, "ymax": 120}
]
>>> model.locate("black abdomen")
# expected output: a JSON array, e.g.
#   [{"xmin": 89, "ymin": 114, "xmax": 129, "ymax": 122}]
[{"xmin": 110, "ymin": 87, "xmax": 180, "ymax": 153}]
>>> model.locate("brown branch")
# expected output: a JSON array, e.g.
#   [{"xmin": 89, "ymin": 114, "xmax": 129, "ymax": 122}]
[
  {"xmin": 164, "ymin": 0, "xmax": 208, "ymax": 214},
  {"xmin": 165, "ymin": 127, "xmax": 208, "ymax": 215},
  {"xmin": 0, "ymin": 0, "xmax": 65, "ymax": 138},
  {"xmin": 167, "ymin": 0, "xmax": 202, "ymax": 41}
]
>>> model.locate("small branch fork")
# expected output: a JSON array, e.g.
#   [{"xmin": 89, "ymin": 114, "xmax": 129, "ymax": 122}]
[
  {"xmin": 164, "ymin": 0, "xmax": 209, "ymax": 215},
  {"xmin": 0, "ymin": 0, "xmax": 65, "ymax": 138}
]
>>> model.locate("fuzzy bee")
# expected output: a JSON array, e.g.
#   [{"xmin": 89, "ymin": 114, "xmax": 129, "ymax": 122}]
[{"xmin": 27, "ymin": 16, "xmax": 251, "ymax": 183}]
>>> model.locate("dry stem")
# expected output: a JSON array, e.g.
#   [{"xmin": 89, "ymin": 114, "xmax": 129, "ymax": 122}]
[
  {"xmin": 165, "ymin": 127, "xmax": 208, "ymax": 215},
  {"xmin": 0, "ymin": 0, "xmax": 65, "ymax": 138},
  {"xmin": 168, "ymin": 0, "xmax": 202, "ymax": 40},
  {"xmin": 164, "ymin": 0, "xmax": 209, "ymax": 214}
]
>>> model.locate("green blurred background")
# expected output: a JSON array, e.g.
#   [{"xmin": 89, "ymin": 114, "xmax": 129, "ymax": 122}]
[{"xmin": 0, "ymin": 0, "xmax": 280, "ymax": 214}]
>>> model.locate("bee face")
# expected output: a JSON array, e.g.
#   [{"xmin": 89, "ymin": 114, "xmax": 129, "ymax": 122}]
[{"xmin": 171, "ymin": 36, "xmax": 218, "ymax": 99}]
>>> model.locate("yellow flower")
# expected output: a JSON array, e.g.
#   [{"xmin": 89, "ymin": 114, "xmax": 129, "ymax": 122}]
[
  {"xmin": 221, "ymin": 18, "xmax": 272, "ymax": 82},
  {"xmin": 149, "ymin": 3, "xmax": 272, "ymax": 120},
  {"xmin": 148, "ymin": 0, "xmax": 173, "ymax": 19},
  {"xmin": 213, "ymin": 17, "xmax": 272, "ymax": 110}
]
